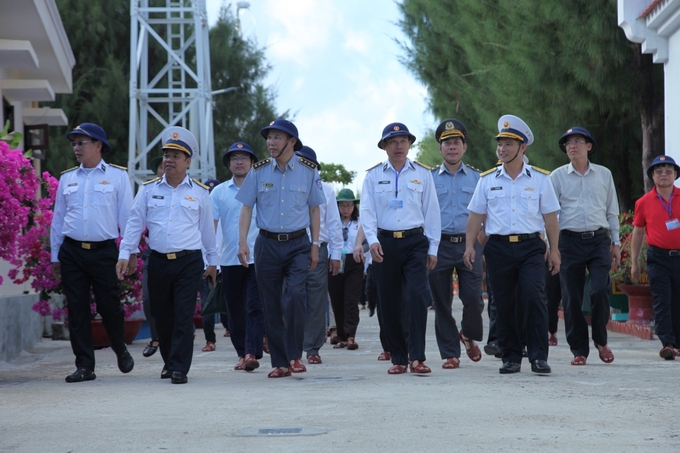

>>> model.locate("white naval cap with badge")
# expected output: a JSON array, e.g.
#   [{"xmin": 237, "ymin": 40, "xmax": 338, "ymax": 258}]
[
  {"xmin": 161, "ymin": 126, "xmax": 199, "ymax": 158},
  {"xmin": 496, "ymin": 114, "xmax": 534, "ymax": 147}
]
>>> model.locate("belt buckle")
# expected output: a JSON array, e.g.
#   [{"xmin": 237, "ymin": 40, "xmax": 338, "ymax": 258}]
[
  {"xmin": 581, "ymin": 231, "xmax": 595, "ymax": 239},
  {"xmin": 82, "ymin": 243, "xmax": 91, "ymax": 250},
  {"xmin": 167, "ymin": 253, "xmax": 176, "ymax": 260},
  {"xmin": 509, "ymin": 235, "xmax": 519, "ymax": 243},
  {"xmin": 277, "ymin": 234, "xmax": 289, "ymax": 241},
  {"xmin": 671, "ymin": 250, "xmax": 680, "ymax": 257},
  {"xmin": 394, "ymin": 231, "xmax": 403, "ymax": 239}
]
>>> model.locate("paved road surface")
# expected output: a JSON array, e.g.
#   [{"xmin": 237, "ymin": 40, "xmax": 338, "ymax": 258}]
[{"xmin": 1, "ymin": 300, "xmax": 679, "ymax": 452}]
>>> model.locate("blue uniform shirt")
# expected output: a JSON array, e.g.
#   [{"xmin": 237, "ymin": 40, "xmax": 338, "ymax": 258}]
[
  {"xmin": 431, "ymin": 162, "xmax": 480, "ymax": 235},
  {"xmin": 236, "ymin": 156, "xmax": 325, "ymax": 232}
]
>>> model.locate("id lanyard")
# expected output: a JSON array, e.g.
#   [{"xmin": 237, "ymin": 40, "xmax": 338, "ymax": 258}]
[
  {"xmin": 657, "ymin": 191, "xmax": 674, "ymax": 219},
  {"xmin": 394, "ymin": 167, "xmax": 402, "ymax": 198}
]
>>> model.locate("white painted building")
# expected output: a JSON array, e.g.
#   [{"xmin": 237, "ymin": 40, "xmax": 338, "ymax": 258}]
[
  {"xmin": 619, "ymin": 0, "xmax": 680, "ymax": 165},
  {"xmin": 0, "ymin": 0, "xmax": 74, "ymax": 297}
]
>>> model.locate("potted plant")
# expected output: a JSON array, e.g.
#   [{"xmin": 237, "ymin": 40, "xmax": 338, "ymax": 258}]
[{"xmin": 610, "ymin": 212, "xmax": 653, "ymax": 326}]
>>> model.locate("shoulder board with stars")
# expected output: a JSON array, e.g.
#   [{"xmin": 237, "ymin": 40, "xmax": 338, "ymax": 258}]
[
  {"xmin": 109, "ymin": 163, "xmax": 128, "ymax": 171},
  {"xmin": 480, "ymin": 168, "xmax": 497, "ymax": 177},
  {"xmin": 143, "ymin": 177, "xmax": 160, "ymax": 185},
  {"xmin": 431, "ymin": 164, "xmax": 441, "ymax": 173},
  {"xmin": 193, "ymin": 179, "xmax": 210, "ymax": 190},
  {"xmin": 531, "ymin": 166, "xmax": 551, "ymax": 175},
  {"xmin": 298, "ymin": 156, "xmax": 317, "ymax": 170},
  {"xmin": 366, "ymin": 162, "xmax": 382, "ymax": 172},
  {"xmin": 414, "ymin": 161, "xmax": 432, "ymax": 171},
  {"xmin": 466, "ymin": 164, "xmax": 481, "ymax": 173},
  {"xmin": 253, "ymin": 158, "xmax": 270, "ymax": 170},
  {"xmin": 61, "ymin": 166, "xmax": 78, "ymax": 174}
]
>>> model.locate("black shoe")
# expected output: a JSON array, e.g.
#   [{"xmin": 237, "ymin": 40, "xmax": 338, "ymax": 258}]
[
  {"xmin": 116, "ymin": 348, "xmax": 134, "ymax": 374},
  {"xmin": 484, "ymin": 343, "xmax": 503, "ymax": 358},
  {"xmin": 160, "ymin": 368, "xmax": 172, "ymax": 379},
  {"xmin": 522, "ymin": 347, "xmax": 528, "ymax": 358},
  {"xmin": 369, "ymin": 307, "xmax": 375, "ymax": 317},
  {"xmin": 171, "ymin": 371, "xmax": 188, "ymax": 384},
  {"xmin": 499, "ymin": 362, "xmax": 521, "ymax": 374},
  {"xmin": 142, "ymin": 341, "xmax": 159, "ymax": 357},
  {"xmin": 65, "ymin": 368, "xmax": 96, "ymax": 383},
  {"xmin": 531, "ymin": 360, "xmax": 551, "ymax": 375}
]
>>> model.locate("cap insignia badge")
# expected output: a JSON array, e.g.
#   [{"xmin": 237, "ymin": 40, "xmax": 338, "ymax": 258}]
[
  {"xmin": 393, "ymin": 125, "xmax": 400, "ymax": 131},
  {"xmin": 660, "ymin": 156, "xmax": 666, "ymax": 161},
  {"xmin": 237, "ymin": 143, "xmax": 243, "ymax": 148},
  {"xmin": 270, "ymin": 121, "xmax": 275, "ymax": 125},
  {"xmin": 171, "ymin": 132, "xmax": 179, "ymax": 139},
  {"xmin": 445, "ymin": 121, "xmax": 454, "ymax": 130},
  {"xmin": 503, "ymin": 121, "xmax": 510, "ymax": 129}
]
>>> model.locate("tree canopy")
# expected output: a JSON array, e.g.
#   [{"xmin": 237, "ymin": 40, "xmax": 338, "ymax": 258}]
[{"xmin": 399, "ymin": 0, "xmax": 664, "ymax": 210}]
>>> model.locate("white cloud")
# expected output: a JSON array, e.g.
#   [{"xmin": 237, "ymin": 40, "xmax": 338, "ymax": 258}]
[{"xmin": 342, "ymin": 29, "xmax": 371, "ymax": 54}]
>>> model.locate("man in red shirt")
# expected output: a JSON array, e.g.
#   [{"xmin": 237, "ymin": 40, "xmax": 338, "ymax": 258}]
[{"xmin": 631, "ymin": 155, "xmax": 680, "ymax": 360}]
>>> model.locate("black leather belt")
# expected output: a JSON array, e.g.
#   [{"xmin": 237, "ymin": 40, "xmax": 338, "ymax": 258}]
[
  {"xmin": 561, "ymin": 228, "xmax": 607, "ymax": 239},
  {"xmin": 152, "ymin": 249, "xmax": 200, "ymax": 260},
  {"xmin": 441, "ymin": 233, "xmax": 466, "ymax": 243},
  {"xmin": 378, "ymin": 227, "xmax": 423, "ymax": 239},
  {"xmin": 489, "ymin": 232, "xmax": 540, "ymax": 243},
  {"xmin": 64, "ymin": 236, "xmax": 115, "ymax": 250},
  {"xmin": 259, "ymin": 229, "xmax": 306, "ymax": 241},
  {"xmin": 648, "ymin": 245, "xmax": 680, "ymax": 256}
]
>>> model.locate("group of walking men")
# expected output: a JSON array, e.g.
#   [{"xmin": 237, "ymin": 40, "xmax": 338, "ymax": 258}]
[{"xmin": 50, "ymin": 114, "xmax": 680, "ymax": 383}]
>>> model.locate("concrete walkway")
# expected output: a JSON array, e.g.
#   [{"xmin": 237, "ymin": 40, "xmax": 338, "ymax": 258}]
[{"xmin": 1, "ymin": 300, "xmax": 679, "ymax": 453}]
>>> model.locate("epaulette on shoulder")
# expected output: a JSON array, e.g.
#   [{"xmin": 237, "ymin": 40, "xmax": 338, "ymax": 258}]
[
  {"xmin": 414, "ymin": 161, "xmax": 432, "ymax": 171},
  {"xmin": 466, "ymin": 164, "xmax": 481, "ymax": 172},
  {"xmin": 193, "ymin": 179, "xmax": 210, "ymax": 190},
  {"xmin": 143, "ymin": 177, "xmax": 160, "ymax": 185},
  {"xmin": 366, "ymin": 162, "xmax": 382, "ymax": 172},
  {"xmin": 532, "ymin": 166, "xmax": 551, "ymax": 175},
  {"xmin": 431, "ymin": 164, "xmax": 441, "ymax": 172},
  {"xmin": 109, "ymin": 163, "xmax": 128, "ymax": 171},
  {"xmin": 253, "ymin": 158, "xmax": 270, "ymax": 170},
  {"xmin": 61, "ymin": 166, "xmax": 78, "ymax": 174},
  {"xmin": 480, "ymin": 168, "xmax": 497, "ymax": 177},
  {"xmin": 298, "ymin": 156, "xmax": 318, "ymax": 170}
]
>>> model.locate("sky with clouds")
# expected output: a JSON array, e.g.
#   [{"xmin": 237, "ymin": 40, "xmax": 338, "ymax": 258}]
[{"xmin": 205, "ymin": 0, "xmax": 435, "ymax": 191}]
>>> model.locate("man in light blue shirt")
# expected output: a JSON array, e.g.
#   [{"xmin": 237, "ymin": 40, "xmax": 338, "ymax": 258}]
[
  {"xmin": 236, "ymin": 119, "xmax": 325, "ymax": 378},
  {"xmin": 428, "ymin": 119, "xmax": 484, "ymax": 369},
  {"xmin": 211, "ymin": 142, "xmax": 265, "ymax": 372}
]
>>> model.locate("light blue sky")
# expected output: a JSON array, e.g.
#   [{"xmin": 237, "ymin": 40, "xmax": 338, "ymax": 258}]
[{"xmin": 206, "ymin": 0, "xmax": 435, "ymax": 191}]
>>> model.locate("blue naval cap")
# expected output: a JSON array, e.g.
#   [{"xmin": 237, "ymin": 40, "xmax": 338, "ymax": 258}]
[
  {"xmin": 66, "ymin": 123, "xmax": 112, "ymax": 153},
  {"xmin": 296, "ymin": 145, "xmax": 321, "ymax": 170},
  {"xmin": 377, "ymin": 122, "xmax": 416, "ymax": 149},
  {"xmin": 496, "ymin": 115, "xmax": 534, "ymax": 146},
  {"xmin": 260, "ymin": 119, "xmax": 303, "ymax": 151},
  {"xmin": 558, "ymin": 126, "xmax": 598, "ymax": 154},
  {"xmin": 203, "ymin": 179, "xmax": 220, "ymax": 191},
  {"xmin": 222, "ymin": 141, "xmax": 258, "ymax": 167},
  {"xmin": 162, "ymin": 126, "xmax": 198, "ymax": 158},
  {"xmin": 647, "ymin": 155, "xmax": 680, "ymax": 180}
]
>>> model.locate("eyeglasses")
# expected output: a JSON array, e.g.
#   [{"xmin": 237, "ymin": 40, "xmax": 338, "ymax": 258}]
[
  {"xmin": 230, "ymin": 155, "xmax": 251, "ymax": 162},
  {"xmin": 564, "ymin": 139, "xmax": 586, "ymax": 146},
  {"xmin": 70, "ymin": 140, "xmax": 96, "ymax": 148},
  {"xmin": 654, "ymin": 168, "xmax": 675, "ymax": 176}
]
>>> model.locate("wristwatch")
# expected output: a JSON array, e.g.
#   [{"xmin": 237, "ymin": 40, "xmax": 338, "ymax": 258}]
[{"xmin": 311, "ymin": 241, "xmax": 321, "ymax": 247}]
